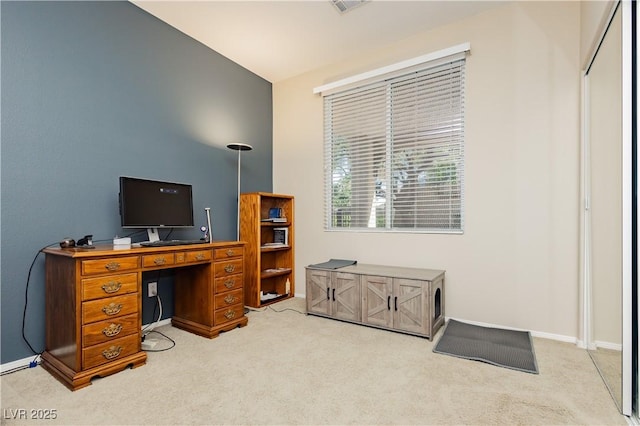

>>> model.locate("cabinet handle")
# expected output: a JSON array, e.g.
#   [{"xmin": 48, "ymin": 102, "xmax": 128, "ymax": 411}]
[
  {"xmin": 387, "ymin": 296, "xmax": 391, "ymax": 311},
  {"xmin": 101, "ymin": 281, "xmax": 122, "ymax": 294},
  {"xmin": 224, "ymin": 264, "xmax": 236, "ymax": 273},
  {"xmin": 224, "ymin": 279, "xmax": 235, "ymax": 289},
  {"xmin": 102, "ymin": 303, "xmax": 123, "ymax": 316},
  {"xmin": 102, "ymin": 323, "xmax": 122, "ymax": 337},
  {"xmin": 224, "ymin": 309, "xmax": 236, "ymax": 320},
  {"xmin": 394, "ymin": 296, "xmax": 398, "ymax": 311},
  {"xmin": 226, "ymin": 249, "xmax": 235, "ymax": 256},
  {"xmin": 332, "ymin": 288, "xmax": 336, "ymax": 301},
  {"xmin": 327, "ymin": 288, "xmax": 330, "ymax": 300},
  {"xmin": 105, "ymin": 262, "xmax": 120, "ymax": 271},
  {"xmin": 195, "ymin": 253, "xmax": 205, "ymax": 261},
  {"xmin": 102, "ymin": 345, "xmax": 122, "ymax": 360},
  {"xmin": 224, "ymin": 294, "xmax": 238, "ymax": 305},
  {"xmin": 154, "ymin": 257, "xmax": 166, "ymax": 265}
]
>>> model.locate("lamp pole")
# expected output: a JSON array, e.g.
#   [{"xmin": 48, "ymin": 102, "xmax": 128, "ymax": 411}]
[{"xmin": 227, "ymin": 143, "xmax": 253, "ymax": 240}]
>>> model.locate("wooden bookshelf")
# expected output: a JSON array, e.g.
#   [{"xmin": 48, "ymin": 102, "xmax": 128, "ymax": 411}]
[{"xmin": 240, "ymin": 192, "xmax": 295, "ymax": 308}]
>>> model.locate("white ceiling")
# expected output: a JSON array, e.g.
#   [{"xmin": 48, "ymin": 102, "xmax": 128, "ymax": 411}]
[{"xmin": 132, "ymin": 1, "xmax": 506, "ymax": 83}]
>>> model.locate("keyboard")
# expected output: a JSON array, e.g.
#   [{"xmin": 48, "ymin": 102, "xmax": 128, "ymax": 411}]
[{"xmin": 139, "ymin": 239, "xmax": 208, "ymax": 247}]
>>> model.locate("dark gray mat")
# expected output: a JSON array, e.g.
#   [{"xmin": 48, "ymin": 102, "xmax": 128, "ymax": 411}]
[
  {"xmin": 308, "ymin": 259, "xmax": 357, "ymax": 269},
  {"xmin": 433, "ymin": 319, "xmax": 539, "ymax": 374}
]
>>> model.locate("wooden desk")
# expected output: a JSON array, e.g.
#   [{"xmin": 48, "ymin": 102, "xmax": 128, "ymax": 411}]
[{"xmin": 41, "ymin": 241, "xmax": 248, "ymax": 391}]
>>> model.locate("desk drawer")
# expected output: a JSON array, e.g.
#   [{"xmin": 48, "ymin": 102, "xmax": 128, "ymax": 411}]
[
  {"xmin": 142, "ymin": 253, "xmax": 175, "ymax": 268},
  {"xmin": 180, "ymin": 249, "xmax": 212, "ymax": 264},
  {"xmin": 215, "ymin": 288, "xmax": 243, "ymax": 309},
  {"xmin": 83, "ymin": 334, "xmax": 139, "ymax": 370},
  {"xmin": 82, "ymin": 273, "xmax": 138, "ymax": 301},
  {"xmin": 214, "ymin": 304, "xmax": 244, "ymax": 326},
  {"xmin": 82, "ymin": 313, "xmax": 139, "ymax": 347},
  {"xmin": 82, "ymin": 256, "xmax": 139, "ymax": 276},
  {"xmin": 214, "ymin": 259, "xmax": 243, "ymax": 276},
  {"xmin": 214, "ymin": 274, "xmax": 243, "ymax": 293},
  {"xmin": 82, "ymin": 293, "xmax": 139, "ymax": 324},
  {"xmin": 214, "ymin": 247, "xmax": 243, "ymax": 259}
]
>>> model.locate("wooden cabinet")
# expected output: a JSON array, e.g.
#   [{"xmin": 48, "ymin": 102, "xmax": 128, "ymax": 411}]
[
  {"xmin": 362, "ymin": 276, "xmax": 433, "ymax": 336},
  {"xmin": 41, "ymin": 241, "xmax": 247, "ymax": 391},
  {"xmin": 306, "ymin": 269, "xmax": 360, "ymax": 322},
  {"xmin": 240, "ymin": 192, "xmax": 295, "ymax": 308},
  {"xmin": 306, "ymin": 263, "xmax": 445, "ymax": 340}
]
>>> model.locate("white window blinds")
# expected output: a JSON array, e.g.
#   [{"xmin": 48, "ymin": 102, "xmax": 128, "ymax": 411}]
[{"xmin": 323, "ymin": 57, "xmax": 465, "ymax": 233}]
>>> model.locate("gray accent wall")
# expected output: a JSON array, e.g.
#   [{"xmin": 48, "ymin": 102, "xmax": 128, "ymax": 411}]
[{"xmin": 1, "ymin": 1, "xmax": 273, "ymax": 364}]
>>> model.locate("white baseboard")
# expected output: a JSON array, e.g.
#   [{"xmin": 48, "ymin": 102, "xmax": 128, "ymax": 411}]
[
  {"xmin": 281, "ymin": 298, "xmax": 581, "ymax": 344},
  {"xmin": 1, "ymin": 355, "xmax": 38, "ymax": 374},
  {"xmin": 594, "ymin": 340, "xmax": 623, "ymax": 351},
  {"xmin": 446, "ymin": 316, "xmax": 579, "ymax": 345},
  {"xmin": 530, "ymin": 329, "xmax": 578, "ymax": 344}
]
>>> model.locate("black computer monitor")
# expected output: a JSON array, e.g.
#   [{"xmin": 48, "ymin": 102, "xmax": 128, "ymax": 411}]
[{"xmin": 119, "ymin": 176, "xmax": 194, "ymax": 241}]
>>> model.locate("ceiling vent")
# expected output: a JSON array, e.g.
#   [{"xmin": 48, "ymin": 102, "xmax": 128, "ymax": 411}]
[{"xmin": 330, "ymin": 0, "xmax": 370, "ymax": 14}]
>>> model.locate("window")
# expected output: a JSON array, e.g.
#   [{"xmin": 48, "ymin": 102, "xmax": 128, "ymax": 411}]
[{"xmin": 323, "ymin": 55, "xmax": 465, "ymax": 233}]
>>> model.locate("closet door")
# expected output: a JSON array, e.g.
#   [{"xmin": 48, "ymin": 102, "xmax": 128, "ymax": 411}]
[{"xmin": 584, "ymin": 1, "xmax": 633, "ymax": 415}]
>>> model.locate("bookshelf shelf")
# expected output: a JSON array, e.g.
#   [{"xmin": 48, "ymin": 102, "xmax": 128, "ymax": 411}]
[
  {"xmin": 260, "ymin": 245, "xmax": 290, "ymax": 252},
  {"xmin": 261, "ymin": 267, "xmax": 292, "ymax": 279},
  {"xmin": 260, "ymin": 222, "xmax": 292, "ymax": 227}
]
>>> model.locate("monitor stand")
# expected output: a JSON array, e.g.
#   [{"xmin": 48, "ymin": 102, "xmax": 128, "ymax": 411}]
[{"xmin": 147, "ymin": 228, "xmax": 160, "ymax": 242}]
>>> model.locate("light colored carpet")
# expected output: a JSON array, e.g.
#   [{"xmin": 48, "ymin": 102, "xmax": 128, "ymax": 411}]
[{"xmin": 1, "ymin": 297, "xmax": 627, "ymax": 425}]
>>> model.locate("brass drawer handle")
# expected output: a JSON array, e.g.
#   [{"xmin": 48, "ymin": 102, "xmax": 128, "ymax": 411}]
[
  {"xmin": 154, "ymin": 257, "xmax": 166, "ymax": 265},
  {"xmin": 105, "ymin": 262, "xmax": 121, "ymax": 271},
  {"xmin": 226, "ymin": 249, "xmax": 235, "ymax": 256},
  {"xmin": 224, "ymin": 264, "xmax": 236, "ymax": 273},
  {"xmin": 195, "ymin": 253, "xmax": 205, "ymax": 261},
  {"xmin": 224, "ymin": 310, "xmax": 236, "ymax": 320},
  {"xmin": 102, "ymin": 303, "xmax": 123, "ymax": 316},
  {"xmin": 101, "ymin": 281, "xmax": 122, "ymax": 294},
  {"xmin": 102, "ymin": 345, "xmax": 122, "ymax": 360},
  {"xmin": 224, "ymin": 295, "xmax": 238, "ymax": 305},
  {"xmin": 224, "ymin": 279, "xmax": 235, "ymax": 289},
  {"xmin": 102, "ymin": 323, "xmax": 122, "ymax": 337}
]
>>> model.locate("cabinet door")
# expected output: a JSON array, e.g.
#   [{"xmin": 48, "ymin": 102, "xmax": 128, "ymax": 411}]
[
  {"xmin": 361, "ymin": 275, "xmax": 393, "ymax": 328},
  {"xmin": 306, "ymin": 269, "xmax": 331, "ymax": 315},
  {"xmin": 393, "ymin": 278, "xmax": 428, "ymax": 335},
  {"xmin": 331, "ymin": 272, "xmax": 360, "ymax": 322}
]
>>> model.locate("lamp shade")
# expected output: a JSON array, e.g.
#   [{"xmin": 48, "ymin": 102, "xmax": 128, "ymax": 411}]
[{"xmin": 227, "ymin": 142, "xmax": 253, "ymax": 151}]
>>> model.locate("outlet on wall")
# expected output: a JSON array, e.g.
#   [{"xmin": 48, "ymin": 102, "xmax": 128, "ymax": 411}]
[{"xmin": 148, "ymin": 282, "xmax": 158, "ymax": 297}]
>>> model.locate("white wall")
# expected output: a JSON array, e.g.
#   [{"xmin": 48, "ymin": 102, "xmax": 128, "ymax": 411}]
[{"xmin": 273, "ymin": 2, "xmax": 581, "ymax": 339}]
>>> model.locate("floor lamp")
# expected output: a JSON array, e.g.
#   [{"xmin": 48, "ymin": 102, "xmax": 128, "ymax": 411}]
[{"xmin": 227, "ymin": 143, "xmax": 253, "ymax": 240}]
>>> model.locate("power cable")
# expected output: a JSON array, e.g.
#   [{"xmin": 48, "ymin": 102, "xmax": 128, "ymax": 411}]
[{"xmin": 22, "ymin": 242, "xmax": 59, "ymax": 356}]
